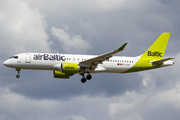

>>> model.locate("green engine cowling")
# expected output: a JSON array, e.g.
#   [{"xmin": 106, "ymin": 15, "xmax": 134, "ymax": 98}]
[
  {"xmin": 61, "ymin": 62, "xmax": 79, "ymax": 74},
  {"xmin": 53, "ymin": 62, "xmax": 80, "ymax": 79},
  {"xmin": 53, "ymin": 70, "xmax": 71, "ymax": 79}
]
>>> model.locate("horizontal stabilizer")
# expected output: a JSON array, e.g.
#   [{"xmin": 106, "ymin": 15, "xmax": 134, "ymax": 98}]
[{"xmin": 152, "ymin": 58, "xmax": 175, "ymax": 64}]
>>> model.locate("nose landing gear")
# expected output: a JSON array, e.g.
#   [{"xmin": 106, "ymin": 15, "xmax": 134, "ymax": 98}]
[{"xmin": 16, "ymin": 68, "xmax": 21, "ymax": 78}]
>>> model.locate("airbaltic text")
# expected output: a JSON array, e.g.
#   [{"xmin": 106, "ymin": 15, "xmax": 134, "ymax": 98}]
[
  {"xmin": 33, "ymin": 54, "xmax": 65, "ymax": 61},
  {"xmin": 148, "ymin": 51, "xmax": 162, "ymax": 57}
]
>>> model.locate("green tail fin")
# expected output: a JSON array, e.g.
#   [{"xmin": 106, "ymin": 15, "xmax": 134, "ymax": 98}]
[{"xmin": 141, "ymin": 33, "xmax": 171, "ymax": 60}]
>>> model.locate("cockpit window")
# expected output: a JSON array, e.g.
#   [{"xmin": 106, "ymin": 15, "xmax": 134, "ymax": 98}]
[
  {"xmin": 14, "ymin": 56, "xmax": 18, "ymax": 59},
  {"xmin": 10, "ymin": 56, "xmax": 18, "ymax": 59}
]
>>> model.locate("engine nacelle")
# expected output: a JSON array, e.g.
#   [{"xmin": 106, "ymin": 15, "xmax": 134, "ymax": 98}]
[
  {"xmin": 61, "ymin": 62, "xmax": 80, "ymax": 73},
  {"xmin": 53, "ymin": 70, "xmax": 71, "ymax": 79},
  {"xmin": 52, "ymin": 62, "xmax": 80, "ymax": 74}
]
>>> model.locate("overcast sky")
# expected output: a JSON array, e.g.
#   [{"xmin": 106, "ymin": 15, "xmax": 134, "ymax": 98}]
[{"xmin": 1, "ymin": 0, "xmax": 180, "ymax": 120}]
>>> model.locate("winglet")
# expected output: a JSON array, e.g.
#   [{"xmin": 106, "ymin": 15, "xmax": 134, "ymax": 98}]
[{"xmin": 117, "ymin": 43, "xmax": 128, "ymax": 51}]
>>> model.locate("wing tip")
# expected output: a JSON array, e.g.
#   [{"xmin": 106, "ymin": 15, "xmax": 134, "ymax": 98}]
[{"xmin": 117, "ymin": 43, "xmax": 128, "ymax": 51}]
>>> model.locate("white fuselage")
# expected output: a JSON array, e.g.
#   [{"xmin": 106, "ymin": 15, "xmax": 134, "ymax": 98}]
[{"xmin": 4, "ymin": 53, "xmax": 137, "ymax": 73}]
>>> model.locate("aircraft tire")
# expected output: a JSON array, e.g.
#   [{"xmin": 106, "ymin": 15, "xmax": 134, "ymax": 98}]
[
  {"xmin": 81, "ymin": 78, "xmax": 86, "ymax": 83},
  {"xmin": 16, "ymin": 75, "xmax": 20, "ymax": 78},
  {"xmin": 86, "ymin": 74, "xmax": 92, "ymax": 80}
]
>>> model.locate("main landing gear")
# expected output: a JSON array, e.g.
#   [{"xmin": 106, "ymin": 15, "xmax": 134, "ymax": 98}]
[
  {"xmin": 16, "ymin": 68, "xmax": 21, "ymax": 78},
  {"xmin": 80, "ymin": 74, "xmax": 92, "ymax": 83}
]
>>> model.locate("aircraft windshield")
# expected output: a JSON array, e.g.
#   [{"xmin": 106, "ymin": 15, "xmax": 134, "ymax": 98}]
[{"xmin": 10, "ymin": 56, "xmax": 18, "ymax": 59}]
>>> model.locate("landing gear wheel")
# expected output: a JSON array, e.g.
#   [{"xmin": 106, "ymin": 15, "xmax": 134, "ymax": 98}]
[
  {"xmin": 81, "ymin": 78, "xmax": 86, "ymax": 83},
  {"xmin": 15, "ymin": 68, "xmax": 21, "ymax": 78},
  {"xmin": 16, "ymin": 75, "xmax": 20, "ymax": 78},
  {"xmin": 86, "ymin": 74, "xmax": 92, "ymax": 80}
]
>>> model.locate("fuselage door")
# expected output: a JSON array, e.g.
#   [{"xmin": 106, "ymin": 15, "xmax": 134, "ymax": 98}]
[{"xmin": 26, "ymin": 53, "xmax": 31, "ymax": 63}]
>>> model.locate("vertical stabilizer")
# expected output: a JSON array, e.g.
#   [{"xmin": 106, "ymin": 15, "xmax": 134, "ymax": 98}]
[{"xmin": 141, "ymin": 33, "xmax": 171, "ymax": 60}]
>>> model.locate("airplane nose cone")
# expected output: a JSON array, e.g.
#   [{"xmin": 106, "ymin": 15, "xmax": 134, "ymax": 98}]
[{"xmin": 3, "ymin": 60, "xmax": 12, "ymax": 67}]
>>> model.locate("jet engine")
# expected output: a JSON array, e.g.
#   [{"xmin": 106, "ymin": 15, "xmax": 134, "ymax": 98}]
[
  {"xmin": 52, "ymin": 62, "xmax": 80, "ymax": 73},
  {"xmin": 52, "ymin": 62, "xmax": 81, "ymax": 79},
  {"xmin": 61, "ymin": 62, "xmax": 80, "ymax": 73}
]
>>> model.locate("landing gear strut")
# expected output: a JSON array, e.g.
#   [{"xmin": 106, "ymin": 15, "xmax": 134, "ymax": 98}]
[
  {"xmin": 16, "ymin": 68, "xmax": 21, "ymax": 78},
  {"xmin": 80, "ymin": 73, "xmax": 92, "ymax": 83}
]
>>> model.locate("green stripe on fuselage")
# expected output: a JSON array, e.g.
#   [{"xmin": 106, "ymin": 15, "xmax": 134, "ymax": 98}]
[{"xmin": 123, "ymin": 58, "xmax": 161, "ymax": 73}]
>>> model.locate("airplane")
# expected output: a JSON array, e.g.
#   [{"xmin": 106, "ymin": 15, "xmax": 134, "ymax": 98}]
[{"xmin": 3, "ymin": 33, "xmax": 174, "ymax": 83}]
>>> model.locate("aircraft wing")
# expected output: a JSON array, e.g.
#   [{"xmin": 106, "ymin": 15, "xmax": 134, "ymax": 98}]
[
  {"xmin": 152, "ymin": 58, "xmax": 175, "ymax": 64},
  {"xmin": 79, "ymin": 43, "xmax": 127, "ymax": 69}
]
